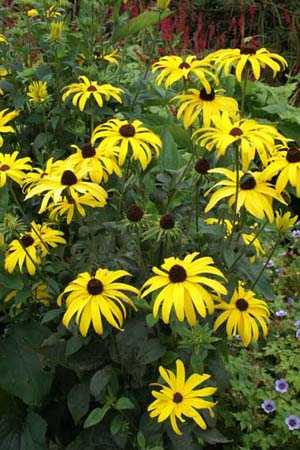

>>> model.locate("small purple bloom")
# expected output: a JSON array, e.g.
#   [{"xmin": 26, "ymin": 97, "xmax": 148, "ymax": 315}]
[
  {"xmin": 267, "ymin": 259, "xmax": 274, "ymax": 268},
  {"xmin": 275, "ymin": 379, "xmax": 289, "ymax": 393},
  {"xmin": 285, "ymin": 415, "xmax": 300, "ymax": 431},
  {"xmin": 261, "ymin": 400, "xmax": 276, "ymax": 414},
  {"xmin": 294, "ymin": 320, "xmax": 300, "ymax": 327},
  {"xmin": 275, "ymin": 310, "xmax": 287, "ymax": 317},
  {"xmin": 292, "ymin": 230, "xmax": 300, "ymax": 238},
  {"xmin": 234, "ymin": 334, "xmax": 241, "ymax": 341},
  {"xmin": 287, "ymin": 297, "xmax": 294, "ymax": 305},
  {"xmin": 296, "ymin": 330, "xmax": 300, "ymax": 340}
]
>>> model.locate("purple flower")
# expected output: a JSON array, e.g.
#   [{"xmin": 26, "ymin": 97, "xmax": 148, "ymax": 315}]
[
  {"xmin": 275, "ymin": 310, "xmax": 287, "ymax": 317},
  {"xmin": 294, "ymin": 320, "xmax": 300, "ymax": 327},
  {"xmin": 296, "ymin": 330, "xmax": 300, "ymax": 340},
  {"xmin": 287, "ymin": 297, "xmax": 294, "ymax": 305},
  {"xmin": 275, "ymin": 379, "xmax": 289, "ymax": 393},
  {"xmin": 292, "ymin": 230, "xmax": 300, "ymax": 238},
  {"xmin": 261, "ymin": 400, "xmax": 276, "ymax": 414},
  {"xmin": 285, "ymin": 415, "xmax": 300, "ymax": 431},
  {"xmin": 234, "ymin": 334, "xmax": 241, "ymax": 341},
  {"xmin": 267, "ymin": 259, "xmax": 275, "ymax": 268}
]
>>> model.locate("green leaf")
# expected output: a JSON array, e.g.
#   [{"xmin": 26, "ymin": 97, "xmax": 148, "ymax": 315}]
[
  {"xmin": 90, "ymin": 366, "xmax": 112, "ymax": 400},
  {"xmin": 114, "ymin": 397, "xmax": 135, "ymax": 410},
  {"xmin": 41, "ymin": 308, "xmax": 61, "ymax": 324},
  {"xmin": 0, "ymin": 271, "xmax": 24, "ymax": 290},
  {"xmin": 0, "ymin": 411, "xmax": 47, "ymax": 450},
  {"xmin": 112, "ymin": 10, "xmax": 170, "ymax": 42},
  {"xmin": 32, "ymin": 133, "xmax": 51, "ymax": 150},
  {"xmin": 67, "ymin": 383, "xmax": 90, "ymax": 424},
  {"xmin": 157, "ymin": 125, "xmax": 179, "ymax": 171},
  {"xmin": 110, "ymin": 415, "xmax": 125, "ymax": 435},
  {"xmin": 65, "ymin": 426, "xmax": 121, "ymax": 450},
  {"xmin": 83, "ymin": 404, "xmax": 111, "ymax": 429},
  {"xmin": 200, "ymin": 428, "xmax": 233, "ymax": 444},
  {"xmin": 137, "ymin": 338, "xmax": 166, "ymax": 365},
  {"xmin": 0, "ymin": 184, "xmax": 9, "ymax": 220},
  {"xmin": 66, "ymin": 335, "xmax": 86, "ymax": 356}
]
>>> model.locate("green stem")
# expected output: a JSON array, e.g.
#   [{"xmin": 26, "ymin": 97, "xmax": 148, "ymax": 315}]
[
  {"xmin": 240, "ymin": 67, "xmax": 249, "ymax": 116},
  {"xmin": 165, "ymin": 153, "xmax": 194, "ymax": 210},
  {"xmin": 116, "ymin": 159, "xmax": 131, "ymax": 220},
  {"xmin": 251, "ymin": 236, "xmax": 281, "ymax": 290}
]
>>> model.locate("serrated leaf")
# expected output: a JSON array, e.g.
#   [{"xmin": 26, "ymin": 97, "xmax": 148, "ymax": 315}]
[{"xmin": 114, "ymin": 397, "xmax": 135, "ymax": 410}]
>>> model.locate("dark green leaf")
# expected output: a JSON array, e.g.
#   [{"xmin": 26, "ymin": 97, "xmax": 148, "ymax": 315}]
[
  {"xmin": 83, "ymin": 404, "xmax": 111, "ymax": 429},
  {"xmin": 114, "ymin": 397, "xmax": 135, "ymax": 410},
  {"xmin": 0, "ymin": 412, "xmax": 47, "ymax": 450},
  {"xmin": 68, "ymin": 383, "xmax": 90, "ymax": 424},
  {"xmin": 90, "ymin": 366, "xmax": 112, "ymax": 400},
  {"xmin": 66, "ymin": 335, "xmax": 86, "ymax": 356},
  {"xmin": 200, "ymin": 428, "xmax": 233, "ymax": 444},
  {"xmin": 112, "ymin": 10, "xmax": 170, "ymax": 42}
]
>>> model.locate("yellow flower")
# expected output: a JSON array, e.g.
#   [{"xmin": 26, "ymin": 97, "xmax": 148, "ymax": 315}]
[
  {"xmin": 275, "ymin": 210, "xmax": 298, "ymax": 235},
  {"xmin": 27, "ymin": 81, "xmax": 48, "ymax": 103},
  {"xmin": 0, "ymin": 151, "xmax": 32, "ymax": 187},
  {"xmin": 67, "ymin": 143, "xmax": 122, "ymax": 184},
  {"xmin": 62, "ymin": 75, "xmax": 123, "ymax": 111},
  {"xmin": 205, "ymin": 168, "xmax": 287, "ymax": 223},
  {"xmin": 23, "ymin": 158, "xmax": 62, "ymax": 190},
  {"xmin": 193, "ymin": 111, "xmax": 290, "ymax": 170},
  {"xmin": 57, "ymin": 268, "xmax": 139, "ymax": 336},
  {"xmin": 76, "ymin": 53, "xmax": 86, "ymax": 66},
  {"xmin": 27, "ymin": 8, "xmax": 39, "ymax": 17},
  {"xmin": 148, "ymin": 359, "xmax": 217, "ymax": 435},
  {"xmin": 50, "ymin": 21, "xmax": 64, "ymax": 40},
  {"xmin": 46, "ymin": 5, "xmax": 62, "ymax": 18},
  {"xmin": 5, "ymin": 231, "xmax": 41, "ymax": 276},
  {"xmin": 157, "ymin": 0, "xmax": 171, "ymax": 9},
  {"xmin": 30, "ymin": 221, "xmax": 66, "ymax": 257},
  {"xmin": 152, "ymin": 55, "xmax": 218, "ymax": 92},
  {"xmin": 264, "ymin": 146, "xmax": 300, "ymax": 197},
  {"xmin": 91, "ymin": 119, "xmax": 162, "ymax": 170},
  {"xmin": 0, "ymin": 109, "xmax": 20, "ymax": 148},
  {"xmin": 213, "ymin": 282, "xmax": 270, "ymax": 346},
  {"xmin": 141, "ymin": 252, "xmax": 227, "ymax": 325},
  {"xmin": 208, "ymin": 44, "xmax": 288, "ymax": 82},
  {"xmin": 33, "ymin": 283, "xmax": 52, "ymax": 305},
  {"xmin": 0, "ymin": 34, "xmax": 7, "ymax": 44},
  {"xmin": 94, "ymin": 48, "xmax": 119, "ymax": 65},
  {"xmin": 48, "ymin": 192, "xmax": 106, "ymax": 224},
  {"xmin": 25, "ymin": 160, "xmax": 108, "ymax": 214},
  {"xmin": 173, "ymin": 87, "xmax": 239, "ymax": 129}
]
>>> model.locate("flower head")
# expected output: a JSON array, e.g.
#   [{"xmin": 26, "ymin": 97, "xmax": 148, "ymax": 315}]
[
  {"xmin": 296, "ymin": 330, "xmax": 300, "ymax": 340},
  {"xmin": 264, "ymin": 147, "xmax": 300, "ymax": 197},
  {"xmin": 275, "ymin": 309, "xmax": 287, "ymax": 317},
  {"xmin": 91, "ymin": 119, "xmax": 162, "ymax": 170},
  {"xmin": 50, "ymin": 21, "xmax": 64, "ymax": 40},
  {"xmin": 5, "ymin": 232, "xmax": 41, "ymax": 275},
  {"xmin": 213, "ymin": 281, "xmax": 270, "ymax": 346},
  {"xmin": 94, "ymin": 48, "xmax": 119, "ymax": 65},
  {"xmin": 275, "ymin": 210, "xmax": 298, "ymax": 235},
  {"xmin": 141, "ymin": 252, "xmax": 227, "ymax": 325},
  {"xmin": 148, "ymin": 359, "xmax": 217, "ymax": 435},
  {"xmin": 261, "ymin": 400, "xmax": 276, "ymax": 414},
  {"xmin": 58, "ymin": 268, "xmax": 139, "ymax": 336},
  {"xmin": 27, "ymin": 81, "xmax": 48, "ymax": 104},
  {"xmin": 0, "ymin": 109, "xmax": 20, "ymax": 148},
  {"xmin": 275, "ymin": 379, "xmax": 289, "ymax": 393},
  {"xmin": 0, "ymin": 34, "xmax": 7, "ymax": 44},
  {"xmin": 0, "ymin": 151, "xmax": 32, "ymax": 187},
  {"xmin": 292, "ymin": 230, "xmax": 300, "ymax": 238},
  {"xmin": 285, "ymin": 415, "xmax": 300, "ymax": 431},
  {"xmin": 62, "ymin": 76, "xmax": 123, "ymax": 111}
]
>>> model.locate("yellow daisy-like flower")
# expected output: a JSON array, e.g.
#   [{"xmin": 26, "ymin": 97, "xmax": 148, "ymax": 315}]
[
  {"xmin": 0, "ymin": 151, "xmax": 32, "ymax": 187},
  {"xmin": 23, "ymin": 158, "xmax": 62, "ymax": 190},
  {"xmin": 57, "ymin": 268, "xmax": 139, "ymax": 336},
  {"xmin": 91, "ymin": 119, "xmax": 162, "ymax": 170},
  {"xmin": 152, "ymin": 55, "xmax": 218, "ymax": 92},
  {"xmin": 205, "ymin": 168, "xmax": 286, "ymax": 223},
  {"xmin": 208, "ymin": 44, "xmax": 288, "ymax": 82},
  {"xmin": 46, "ymin": 5, "xmax": 62, "ymax": 18},
  {"xmin": 48, "ymin": 192, "xmax": 106, "ymax": 224},
  {"xmin": 50, "ymin": 21, "xmax": 64, "ymax": 40},
  {"xmin": 25, "ymin": 160, "xmax": 108, "ymax": 214},
  {"xmin": 213, "ymin": 281, "xmax": 270, "ymax": 346},
  {"xmin": 62, "ymin": 76, "xmax": 123, "ymax": 112},
  {"xmin": 173, "ymin": 87, "xmax": 239, "ymax": 129},
  {"xmin": 275, "ymin": 210, "xmax": 298, "ymax": 235},
  {"xmin": 148, "ymin": 359, "xmax": 217, "ymax": 435},
  {"xmin": 141, "ymin": 252, "xmax": 227, "ymax": 325},
  {"xmin": 27, "ymin": 81, "xmax": 48, "ymax": 103},
  {"xmin": 5, "ymin": 231, "xmax": 41, "ymax": 276},
  {"xmin": 0, "ymin": 109, "xmax": 20, "ymax": 148},
  {"xmin": 264, "ymin": 146, "xmax": 300, "ymax": 197},
  {"xmin": 67, "ymin": 143, "xmax": 122, "ymax": 184},
  {"xmin": 193, "ymin": 111, "xmax": 290, "ymax": 170},
  {"xmin": 94, "ymin": 48, "xmax": 119, "ymax": 65},
  {"xmin": 27, "ymin": 8, "xmax": 39, "ymax": 17},
  {"xmin": 0, "ymin": 34, "xmax": 7, "ymax": 44},
  {"xmin": 30, "ymin": 221, "xmax": 66, "ymax": 257}
]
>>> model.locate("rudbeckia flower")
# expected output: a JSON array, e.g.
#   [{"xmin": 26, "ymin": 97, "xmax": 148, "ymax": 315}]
[
  {"xmin": 204, "ymin": 168, "xmax": 286, "ymax": 223},
  {"xmin": 30, "ymin": 221, "xmax": 66, "ymax": 257},
  {"xmin": 67, "ymin": 143, "xmax": 122, "ymax": 184},
  {"xmin": 94, "ymin": 48, "xmax": 119, "ymax": 65},
  {"xmin": 275, "ymin": 210, "xmax": 298, "ymax": 235},
  {"xmin": 50, "ymin": 21, "xmax": 64, "ymax": 40},
  {"xmin": 0, "ymin": 109, "xmax": 20, "ymax": 148},
  {"xmin": 5, "ymin": 231, "xmax": 41, "ymax": 275},
  {"xmin": 0, "ymin": 34, "xmax": 7, "ymax": 44},
  {"xmin": 173, "ymin": 87, "xmax": 239, "ymax": 129},
  {"xmin": 148, "ymin": 359, "xmax": 217, "ymax": 435},
  {"xmin": 0, "ymin": 151, "xmax": 32, "ymax": 187},
  {"xmin": 193, "ymin": 111, "xmax": 290, "ymax": 170},
  {"xmin": 208, "ymin": 44, "xmax": 288, "ymax": 82},
  {"xmin": 213, "ymin": 281, "xmax": 270, "ymax": 346},
  {"xmin": 62, "ymin": 76, "xmax": 123, "ymax": 111},
  {"xmin": 152, "ymin": 55, "xmax": 218, "ymax": 92},
  {"xmin": 141, "ymin": 252, "xmax": 227, "ymax": 325},
  {"xmin": 48, "ymin": 192, "xmax": 106, "ymax": 224},
  {"xmin": 27, "ymin": 81, "xmax": 48, "ymax": 103},
  {"xmin": 57, "ymin": 268, "xmax": 139, "ymax": 336},
  {"xmin": 264, "ymin": 146, "xmax": 300, "ymax": 197},
  {"xmin": 91, "ymin": 119, "xmax": 162, "ymax": 170}
]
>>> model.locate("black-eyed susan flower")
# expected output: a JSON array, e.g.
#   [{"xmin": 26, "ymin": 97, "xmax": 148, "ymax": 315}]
[
  {"xmin": 30, "ymin": 221, "xmax": 66, "ymax": 257},
  {"xmin": 204, "ymin": 168, "xmax": 286, "ymax": 222},
  {"xmin": 62, "ymin": 76, "xmax": 123, "ymax": 111},
  {"xmin": 193, "ymin": 111, "xmax": 290, "ymax": 170},
  {"xmin": 173, "ymin": 87, "xmax": 239, "ymax": 129},
  {"xmin": 46, "ymin": 5, "xmax": 62, "ymax": 18},
  {"xmin": 67, "ymin": 143, "xmax": 121, "ymax": 184},
  {"xmin": 23, "ymin": 158, "xmax": 62, "ymax": 189},
  {"xmin": 141, "ymin": 252, "xmax": 227, "ymax": 325},
  {"xmin": 94, "ymin": 48, "xmax": 119, "ymax": 65},
  {"xmin": 213, "ymin": 281, "xmax": 270, "ymax": 346},
  {"xmin": 91, "ymin": 119, "xmax": 162, "ymax": 170},
  {"xmin": 0, "ymin": 151, "xmax": 32, "ymax": 187},
  {"xmin": 152, "ymin": 55, "xmax": 218, "ymax": 92},
  {"xmin": 148, "ymin": 359, "xmax": 217, "ymax": 435},
  {"xmin": 208, "ymin": 44, "xmax": 288, "ymax": 82},
  {"xmin": 264, "ymin": 146, "xmax": 300, "ymax": 197},
  {"xmin": 27, "ymin": 8, "xmax": 39, "ymax": 17},
  {"xmin": 27, "ymin": 81, "xmax": 48, "ymax": 104},
  {"xmin": 275, "ymin": 210, "xmax": 298, "ymax": 235},
  {"xmin": 5, "ymin": 231, "xmax": 41, "ymax": 275},
  {"xmin": 48, "ymin": 192, "xmax": 106, "ymax": 224},
  {"xmin": 25, "ymin": 160, "xmax": 108, "ymax": 213},
  {"xmin": 57, "ymin": 268, "xmax": 139, "ymax": 336},
  {"xmin": 50, "ymin": 21, "xmax": 64, "ymax": 40},
  {"xmin": 0, "ymin": 109, "xmax": 20, "ymax": 148},
  {"xmin": 0, "ymin": 34, "xmax": 7, "ymax": 44}
]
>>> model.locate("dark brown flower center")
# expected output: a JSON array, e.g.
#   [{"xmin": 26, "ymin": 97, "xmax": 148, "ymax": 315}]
[
  {"xmin": 195, "ymin": 158, "xmax": 210, "ymax": 174},
  {"xmin": 199, "ymin": 88, "xmax": 215, "ymax": 101},
  {"xmin": 240, "ymin": 173, "xmax": 256, "ymax": 190},
  {"xmin": 240, "ymin": 44, "xmax": 257, "ymax": 55},
  {"xmin": 81, "ymin": 143, "xmax": 96, "ymax": 158},
  {"xmin": 126, "ymin": 204, "xmax": 144, "ymax": 222},
  {"xmin": 230, "ymin": 127, "xmax": 243, "ymax": 137},
  {"xmin": 286, "ymin": 147, "xmax": 300, "ymax": 163},
  {"xmin": 0, "ymin": 164, "xmax": 9, "ymax": 171},
  {"xmin": 160, "ymin": 213, "xmax": 175, "ymax": 229},
  {"xmin": 87, "ymin": 278, "xmax": 103, "ymax": 295},
  {"xmin": 119, "ymin": 124, "xmax": 135, "ymax": 137},
  {"xmin": 94, "ymin": 51, "xmax": 101, "ymax": 58},
  {"xmin": 87, "ymin": 85, "xmax": 97, "ymax": 92},
  {"xmin": 21, "ymin": 234, "xmax": 34, "ymax": 247},
  {"xmin": 179, "ymin": 62, "xmax": 190, "ymax": 69},
  {"xmin": 173, "ymin": 392, "xmax": 183, "ymax": 403},
  {"xmin": 235, "ymin": 298, "xmax": 249, "ymax": 311},
  {"xmin": 61, "ymin": 170, "xmax": 77, "ymax": 186},
  {"xmin": 169, "ymin": 264, "xmax": 187, "ymax": 283}
]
